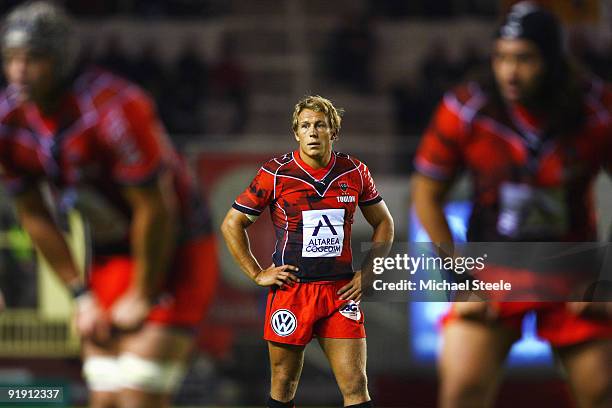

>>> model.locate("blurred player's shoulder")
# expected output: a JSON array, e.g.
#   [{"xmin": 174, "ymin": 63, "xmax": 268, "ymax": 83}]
[
  {"xmin": 583, "ymin": 76, "xmax": 612, "ymax": 120},
  {"xmin": 0, "ymin": 86, "xmax": 25, "ymax": 124},
  {"xmin": 444, "ymin": 82, "xmax": 488, "ymax": 106},
  {"xmin": 440, "ymin": 82, "xmax": 489, "ymax": 124},
  {"xmin": 72, "ymin": 66, "xmax": 154, "ymax": 115}
]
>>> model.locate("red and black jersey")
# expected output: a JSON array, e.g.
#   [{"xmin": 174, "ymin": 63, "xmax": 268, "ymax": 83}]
[
  {"xmin": 414, "ymin": 79, "xmax": 612, "ymax": 241},
  {"xmin": 233, "ymin": 150, "xmax": 382, "ymax": 282},
  {"xmin": 0, "ymin": 67, "xmax": 211, "ymax": 254}
]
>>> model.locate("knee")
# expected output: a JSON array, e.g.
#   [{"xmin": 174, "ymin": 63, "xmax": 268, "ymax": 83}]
[
  {"xmin": 439, "ymin": 373, "xmax": 494, "ymax": 408},
  {"xmin": 89, "ymin": 393, "xmax": 118, "ymax": 408},
  {"xmin": 337, "ymin": 369, "xmax": 368, "ymax": 400},
  {"xmin": 270, "ymin": 364, "xmax": 300, "ymax": 396}
]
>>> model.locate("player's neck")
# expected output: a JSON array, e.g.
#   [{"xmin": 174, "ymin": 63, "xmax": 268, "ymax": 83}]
[{"xmin": 297, "ymin": 150, "xmax": 332, "ymax": 170}]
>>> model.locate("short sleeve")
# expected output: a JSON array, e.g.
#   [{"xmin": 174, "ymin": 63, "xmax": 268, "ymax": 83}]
[
  {"xmin": 358, "ymin": 162, "xmax": 382, "ymax": 206},
  {"xmin": 413, "ymin": 95, "xmax": 467, "ymax": 180},
  {"xmin": 100, "ymin": 90, "xmax": 171, "ymax": 186},
  {"xmin": 232, "ymin": 166, "xmax": 275, "ymax": 217}
]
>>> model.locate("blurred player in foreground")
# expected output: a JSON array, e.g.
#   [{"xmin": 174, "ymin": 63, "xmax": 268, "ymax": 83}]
[
  {"xmin": 412, "ymin": 2, "xmax": 612, "ymax": 407},
  {"xmin": 0, "ymin": 2, "xmax": 218, "ymax": 407},
  {"xmin": 222, "ymin": 96, "xmax": 394, "ymax": 408}
]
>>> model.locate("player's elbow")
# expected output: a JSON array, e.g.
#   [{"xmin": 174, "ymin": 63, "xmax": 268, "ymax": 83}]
[
  {"xmin": 221, "ymin": 210, "xmax": 245, "ymax": 240},
  {"xmin": 411, "ymin": 173, "xmax": 447, "ymax": 210},
  {"xmin": 378, "ymin": 214, "xmax": 394, "ymax": 242},
  {"xmin": 385, "ymin": 215, "xmax": 395, "ymax": 242}
]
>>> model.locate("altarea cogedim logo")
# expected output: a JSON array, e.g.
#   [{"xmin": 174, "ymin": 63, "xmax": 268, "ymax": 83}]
[{"xmin": 302, "ymin": 209, "xmax": 345, "ymax": 257}]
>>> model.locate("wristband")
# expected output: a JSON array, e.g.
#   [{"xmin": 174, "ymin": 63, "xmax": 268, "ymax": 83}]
[{"xmin": 69, "ymin": 282, "xmax": 89, "ymax": 299}]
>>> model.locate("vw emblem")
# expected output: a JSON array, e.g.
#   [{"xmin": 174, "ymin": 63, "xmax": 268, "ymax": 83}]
[{"xmin": 270, "ymin": 309, "xmax": 297, "ymax": 336}]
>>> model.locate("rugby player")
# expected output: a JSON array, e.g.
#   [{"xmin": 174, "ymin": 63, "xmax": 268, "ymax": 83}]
[
  {"xmin": 412, "ymin": 2, "xmax": 612, "ymax": 407},
  {"xmin": 0, "ymin": 2, "xmax": 218, "ymax": 407},
  {"xmin": 222, "ymin": 95, "xmax": 394, "ymax": 408}
]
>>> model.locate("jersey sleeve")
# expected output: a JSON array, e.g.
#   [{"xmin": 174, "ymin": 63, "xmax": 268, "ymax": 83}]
[
  {"xmin": 232, "ymin": 166, "xmax": 275, "ymax": 218},
  {"xmin": 358, "ymin": 162, "xmax": 383, "ymax": 206},
  {"xmin": 100, "ymin": 89, "xmax": 172, "ymax": 186},
  {"xmin": 413, "ymin": 92, "xmax": 468, "ymax": 180}
]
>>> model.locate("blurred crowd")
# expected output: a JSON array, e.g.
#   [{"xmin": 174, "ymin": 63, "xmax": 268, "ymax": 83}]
[
  {"xmin": 0, "ymin": 1, "xmax": 609, "ymax": 143},
  {"xmin": 78, "ymin": 34, "xmax": 249, "ymax": 139},
  {"xmin": 0, "ymin": 0, "xmax": 497, "ymax": 19}
]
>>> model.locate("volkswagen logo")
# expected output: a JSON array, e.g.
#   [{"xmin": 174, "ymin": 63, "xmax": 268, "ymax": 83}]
[{"xmin": 270, "ymin": 309, "xmax": 297, "ymax": 336}]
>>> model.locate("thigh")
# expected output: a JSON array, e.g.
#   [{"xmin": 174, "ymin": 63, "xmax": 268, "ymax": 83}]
[
  {"xmin": 317, "ymin": 337, "xmax": 367, "ymax": 380},
  {"xmin": 90, "ymin": 237, "xmax": 219, "ymax": 329},
  {"xmin": 119, "ymin": 323, "xmax": 193, "ymax": 360},
  {"xmin": 268, "ymin": 341, "xmax": 305, "ymax": 390},
  {"xmin": 317, "ymin": 337, "xmax": 369, "ymax": 405},
  {"xmin": 557, "ymin": 339, "xmax": 612, "ymax": 408},
  {"xmin": 439, "ymin": 319, "xmax": 518, "ymax": 408},
  {"xmin": 148, "ymin": 236, "xmax": 220, "ymax": 327},
  {"xmin": 268, "ymin": 340, "xmax": 306, "ymax": 401},
  {"xmin": 268, "ymin": 340, "xmax": 306, "ymax": 377}
]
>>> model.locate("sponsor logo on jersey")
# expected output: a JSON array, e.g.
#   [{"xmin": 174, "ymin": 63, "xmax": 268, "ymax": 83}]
[
  {"xmin": 302, "ymin": 209, "xmax": 345, "ymax": 257},
  {"xmin": 270, "ymin": 309, "xmax": 297, "ymax": 336},
  {"xmin": 337, "ymin": 196, "xmax": 356, "ymax": 203},
  {"xmin": 339, "ymin": 300, "xmax": 361, "ymax": 321}
]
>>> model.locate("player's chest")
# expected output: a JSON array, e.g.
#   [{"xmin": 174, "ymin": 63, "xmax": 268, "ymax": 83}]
[
  {"xmin": 12, "ymin": 125, "xmax": 107, "ymax": 186},
  {"xmin": 274, "ymin": 175, "xmax": 360, "ymax": 218},
  {"xmin": 466, "ymin": 121, "xmax": 603, "ymax": 185}
]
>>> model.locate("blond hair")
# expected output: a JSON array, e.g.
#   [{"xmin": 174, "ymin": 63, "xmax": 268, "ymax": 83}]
[{"xmin": 292, "ymin": 95, "xmax": 343, "ymax": 136}]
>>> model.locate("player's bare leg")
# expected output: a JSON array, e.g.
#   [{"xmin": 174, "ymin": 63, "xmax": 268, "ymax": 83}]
[
  {"xmin": 438, "ymin": 319, "xmax": 518, "ymax": 408},
  {"xmin": 82, "ymin": 338, "xmax": 121, "ymax": 408},
  {"xmin": 268, "ymin": 341, "xmax": 305, "ymax": 404},
  {"xmin": 557, "ymin": 339, "xmax": 612, "ymax": 408},
  {"xmin": 318, "ymin": 337, "xmax": 370, "ymax": 406},
  {"xmin": 116, "ymin": 324, "xmax": 193, "ymax": 408}
]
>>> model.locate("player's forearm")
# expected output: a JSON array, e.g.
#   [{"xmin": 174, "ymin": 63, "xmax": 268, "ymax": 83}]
[
  {"xmin": 412, "ymin": 175, "xmax": 453, "ymax": 245},
  {"xmin": 371, "ymin": 216, "xmax": 394, "ymax": 245},
  {"xmin": 221, "ymin": 217, "xmax": 263, "ymax": 281},
  {"xmin": 16, "ymin": 208, "xmax": 82, "ymax": 289},
  {"xmin": 130, "ymin": 199, "xmax": 177, "ymax": 299},
  {"xmin": 417, "ymin": 201, "xmax": 453, "ymax": 243}
]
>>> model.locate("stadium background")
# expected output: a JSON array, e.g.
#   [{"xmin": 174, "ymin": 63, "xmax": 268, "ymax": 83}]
[{"xmin": 0, "ymin": 0, "xmax": 610, "ymax": 406}]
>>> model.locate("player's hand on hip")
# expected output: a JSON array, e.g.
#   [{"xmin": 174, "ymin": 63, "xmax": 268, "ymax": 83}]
[
  {"xmin": 338, "ymin": 270, "xmax": 362, "ymax": 301},
  {"xmin": 74, "ymin": 293, "xmax": 111, "ymax": 343},
  {"xmin": 110, "ymin": 290, "xmax": 151, "ymax": 330},
  {"xmin": 567, "ymin": 302, "xmax": 612, "ymax": 319},
  {"xmin": 255, "ymin": 264, "xmax": 299, "ymax": 288}
]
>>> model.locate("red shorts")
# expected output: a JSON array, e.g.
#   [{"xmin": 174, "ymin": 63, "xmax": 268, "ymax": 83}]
[
  {"xmin": 443, "ymin": 302, "xmax": 612, "ymax": 347},
  {"xmin": 264, "ymin": 280, "xmax": 366, "ymax": 345},
  {"xmin": 89, "ymin": 235, "xmax": 219, "ymax": 329}
]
